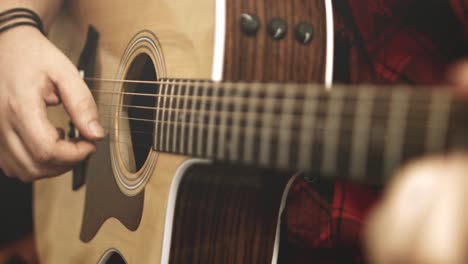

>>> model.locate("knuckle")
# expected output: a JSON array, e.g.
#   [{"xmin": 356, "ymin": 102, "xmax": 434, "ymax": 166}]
[
  {"xmin": 25, "ymin": 166, "xmax": 42, "ymax": 180},
  {"xmin": 34, "ymin": 144, "xmax": 54, "ymax": 163}
]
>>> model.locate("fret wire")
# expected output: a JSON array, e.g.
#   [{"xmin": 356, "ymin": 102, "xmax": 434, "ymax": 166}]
[
  {"xmin": 425, "ymin": 92, "xmax": 452, "ymax": 152},
  {"xmin": 384, "ymin": 89, "xmax": 410, "ymax": 177},
  {"xmin": 172, "ymin": 80, "xmax": 183, "ymax": 152},
  {"xmin": 206, "ymin": 82, "xmax": 220, "ymax": 158},
  {"xmin": 153, "ymin": 80, "xmax": 164, "ymax": 150},
  {"xmin": 277, "ymin": 87, "xmax": 297, "ymax": 168},
  {"xmin": 179, "ymin": 80, "xmax": 190, "ymax": 154},
  {"xmin": 259, "ymin": 84, "xmax": 279, "ymax": 166},
  {"xmin": 350, "ymin": 88, "xmax": 374, "ymax": 179},
  {"xmin": 197, "ymin": 81, "xmax": 209, "ymax": 156},
  {"xmin": 298, "ymin": 88, "xmax": 318, "ymax": 169},
  {"xmin": 165, "ymin": 79, "xmax": 176, "ymax": 152},
  {"xmin": 229, "ymin": 83, "xmax": 245, "ymax": 161},
  {"xmin": 157, "ymin": 80, "xmax": 168, "ymax": 151},
  {"xmin": 217, "ymin": 83, "xmax": 231, "ymax": 159},
  {"xmin": 187, "ymin": 81, "xmax": 200, "ymax": 155},
  {"xmin": 321, "ymin": 88, "xmax": 345, "ymax": 175},
  {"xmin": 243, "ymin": 84, "xmax": 260, "ymax": 163}
]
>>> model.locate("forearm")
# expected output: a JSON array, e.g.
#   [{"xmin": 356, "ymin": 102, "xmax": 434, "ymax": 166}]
[{"xmin": 0, "ymin": 0, "xmax": 64, "ymax": 31}]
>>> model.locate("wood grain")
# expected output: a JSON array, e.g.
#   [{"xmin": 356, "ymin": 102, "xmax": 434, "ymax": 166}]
[
  {"xmin": 223, "ymin": 0, "xmax": 327, "ymax": 82},
  {"xmin": 169, "ymin": 164, "xmax": 290, "ymax": 264}
]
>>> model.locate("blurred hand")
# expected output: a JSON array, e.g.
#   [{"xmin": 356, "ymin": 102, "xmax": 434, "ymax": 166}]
[
  {"xmin": 0, "ymin": 26, "xmax": 104, "ymax": 182},
  {"xmin": 365, "ymin": 61, "xmax": 468, "ymax": 264},
  {"xmin": 365, "ymin": 154, "xmax": 468, "ymax": 263}
]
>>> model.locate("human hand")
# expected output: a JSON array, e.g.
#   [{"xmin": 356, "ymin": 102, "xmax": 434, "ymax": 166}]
[
  {"xmin": 0, "ymin": 26, "xmax": 104, "ymax": 182},
  {"xmin": 365, "ymin": 61, "xmax": 468, "ymax": 264},
  {"xmin": 365, "ymin": 154, "xmax": 468, "ymax": 263}
]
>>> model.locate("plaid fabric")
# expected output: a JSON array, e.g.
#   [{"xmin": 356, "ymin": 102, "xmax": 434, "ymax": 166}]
[{"xmin": 283, "ymin": 1, "xmax": 468, "ymax": 263}]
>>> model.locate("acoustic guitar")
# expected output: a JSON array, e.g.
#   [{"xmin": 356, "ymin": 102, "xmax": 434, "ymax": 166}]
[{"xmin": 34, "ymin": 0, "xmax": 468, "ymax": 263}]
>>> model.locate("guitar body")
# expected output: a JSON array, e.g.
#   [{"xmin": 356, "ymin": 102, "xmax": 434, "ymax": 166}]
[{"xmin": 35, "ymin": 0, "xmax": 332, "ymax": 263}]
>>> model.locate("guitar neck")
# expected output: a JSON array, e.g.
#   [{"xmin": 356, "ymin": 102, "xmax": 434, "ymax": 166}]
[{"xmin": 151, "ymin": 79, "xmax": 468, "ymax": 182}]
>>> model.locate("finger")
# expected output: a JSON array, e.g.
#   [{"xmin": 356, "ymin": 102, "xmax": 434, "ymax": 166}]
[
  {"xmin": 44, "ymin": 90, "xmax": 61, "ymax": 106},
  {"xmin": 10, "ymin": 109, "xmax": 94, "ymax": 179},
  {"xmin": 38, "ymin": 140, "xmax": 96, "ymax": 178},
  {"xmin": 365, "ymin": 159, "xmax": 443, "ymax": 263},
  {"xmin": 49, "ymin": 140, "xmax": 96, "ymax": 165},
  {"xmin": 411, "ymin": 155, "xmax": 468, "ymax": 263},
  {"xmin": 0, "ymin": 154, "xmax": 24, "ymax": 179},
  {"xmin": 0, "ymin": 130, "xmax": 40, "ymax": 181},
  {"xmin": 11, "ymin": 98, "xmax": 94, "ymax": 169},
  {"xmin": 365, "ymin": 155, "xmax": 468, "ymax": 264},
  {"xmin": 47, "ymin": 59, "xmax": 104, "ymax": 141}
]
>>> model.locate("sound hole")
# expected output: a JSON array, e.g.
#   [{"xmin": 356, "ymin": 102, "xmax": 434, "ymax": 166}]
[
  {"xmin": 119, "ymin": 53, "xmax": 158, "ymax": 173},
  {"xmin": 100, "ymin": 251, "xmax": 127, "ymax": 264}
]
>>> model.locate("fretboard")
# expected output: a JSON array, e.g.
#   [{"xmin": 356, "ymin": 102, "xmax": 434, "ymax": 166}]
[{"xmin": 151, "ymin": 79, "xmax": 468, "ymax": 182}]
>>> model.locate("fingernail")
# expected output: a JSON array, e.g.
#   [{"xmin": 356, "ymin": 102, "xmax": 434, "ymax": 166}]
[{"xmin": 88, "ymin": 120, "xmax": 105, "ymax": 138}]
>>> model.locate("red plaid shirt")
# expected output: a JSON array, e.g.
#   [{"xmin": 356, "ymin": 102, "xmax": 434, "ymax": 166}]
[{"xmin": 283, "ymin": 1, "xmax": 468, "ymax": 263}]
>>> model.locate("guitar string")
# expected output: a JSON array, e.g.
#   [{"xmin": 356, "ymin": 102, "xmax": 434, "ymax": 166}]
[
  {"xmin": 85, "ymin": 77, "xmax": 451, "ymax": 96},
  {"xmin": 96, "ymin": 132, "xmax": 438, "ymax": 154},
  {"xmin": 65, "ymin": 78, "xmax": 456, "ymax": 150},
  {"xmin": 94, "ymin": 113, "xmax": 449, "ymax": 150},
  {"xmin": 97, "ymin": 128, "xmax": 434, "ymax": 153},
  {"xmin": 96, "ymin": 112, "xmax": 440, "ymax": 129},
  {"xmin": 90, "ymin": 96, "xmax": 455, "ymax": 148},
  {"xmin": 89, "ymin": 88, "xmax": 445, "ymax": 105},
  {"xmin": 95, "ymin": 101, "xmax": 456, "ymax": 118}
]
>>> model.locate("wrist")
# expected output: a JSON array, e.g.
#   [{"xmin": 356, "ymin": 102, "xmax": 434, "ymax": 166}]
[
  {"xmin": 0, "ymin": 25, "xmax": 45, "ymax": 47},
  {"xmin": 0, "ymin": 0, "xmax": 63, "ymax": 31},
  {"xmin": 0, "ymin": 8, "xmax": 45, "ymax": 36}
]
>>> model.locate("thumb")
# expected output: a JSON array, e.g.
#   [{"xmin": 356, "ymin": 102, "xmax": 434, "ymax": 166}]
[{"xmin": 49, "ymin": 62, "xmax": 105, "ymax": 141}]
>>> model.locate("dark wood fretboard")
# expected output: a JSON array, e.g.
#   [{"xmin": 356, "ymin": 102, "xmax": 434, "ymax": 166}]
[{"xmin": 142, "ymin": 79, "xmax": 468, "ymax": 182}]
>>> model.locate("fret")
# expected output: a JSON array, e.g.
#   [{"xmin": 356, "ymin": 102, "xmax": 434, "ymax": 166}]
[
  {"xmin": 158, "ymin": 79, "xmax": 170, "ymax": 151},
  {"xmin": 349, "ymin": 88, "xmax": 374, "ymax": 179},
  {"xmin": 153, "ymin": 80, "xmax": 166, "ymax": 151},
  {"xmin": 165, "ymin": 79, "xmax": 176, "ymax": 152},
  {"xmin": 187, "ymin": 81, "xmax": 200, "ymax": 155},
  {"xmin": 384, "ymin": 89, "xmax": 410, "ymax": 176},
  {"xmin": 172, "ymin": 80, "xmax": 183, "ymax": 153},
  {"xmin": 243, "ymin": 84, "xmax": 260, "ymax": 163},
  {"xmin": 298, "ymin": 88, "xmax": 318, "ymax": 169},
  {"xmin": 217, "ymin": 83, "xmax": 231, "ymax": 159},
  {"xmin": 196, "ymin": 82, "xmax": 209, "ymax": 156},
  {"xmin": 179, "ymin": 80, "xmax": 189, "ymax": 154},
  {"xmin": 259, "ymin": 85, "xmax": 279, "ymax": 166},
  {"xmin": 321, "ymin": 88, "xmax": 345, "ymax": 175},
  {"xmin": 206, "ymin": 82, "xmax": 220, "ymax": 158},
  {"xmin": 277, "ymin": 87, "xmax": 297, "ymax": 168},
  {"xmin": 425, "ymin": 91, "xmax": 451, "ymax": 153},
  {"xmin": 229, "ymin": 84, "xmax": 245, "ymax": 161}
]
